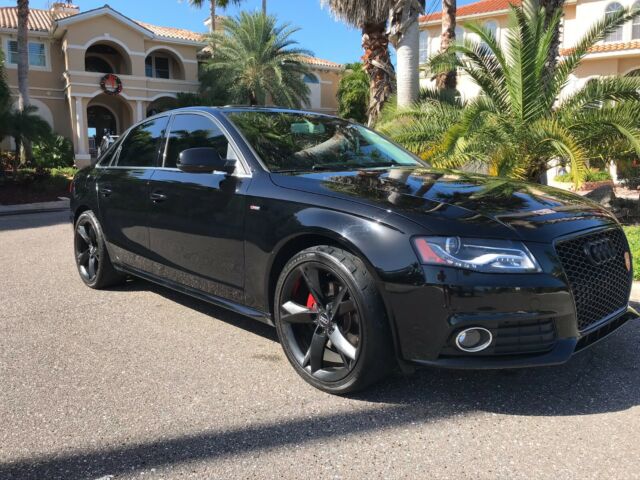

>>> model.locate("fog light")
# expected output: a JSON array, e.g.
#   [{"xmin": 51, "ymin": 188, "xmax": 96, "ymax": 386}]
[{"xmin": 455, "ymin": 327, "xmax": 493, "ymax": 353}]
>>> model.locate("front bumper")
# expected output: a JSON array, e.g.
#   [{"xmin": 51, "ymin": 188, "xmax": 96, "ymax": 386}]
[{"xmin": 383, "ymin": 242, "xmax": 639, "ymax": 369}]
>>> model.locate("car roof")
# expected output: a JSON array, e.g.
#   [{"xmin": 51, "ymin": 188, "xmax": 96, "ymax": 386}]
[{"xmin": 168, "ymin": 106, "xmax": 338, "ymax": 118}]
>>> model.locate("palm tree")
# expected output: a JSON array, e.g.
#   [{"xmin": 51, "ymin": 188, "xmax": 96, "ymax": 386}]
[
  {"xmin": 539, "ymin": 0, "xmax": 565, "ymax": 89},
  {"xmin": 323, "ymin": 0, "xmax": 395, "ymax": 126},
  {"xmin": 188, "ymin": 0, "xmax": 243, "ymax": 33},
  {"xmin": 337, "ymin": 62, "xmax": 370, "ymax": 123},
  {"xmin": 379, "ymin": 0, "xmax": 640, "ymax": 187},
  {"xmin": 388, "ymin": 0, "xmax": 425, "ymax": 107},
  {"xmin": 8, "ymin": 105, "xmax": 51, "ymax": 172},
  {"xmin": 203, "ymin": 12, "xmax": 311, "ymax": 107},
  {"xmin": 262, "ymin": 0, "xmax": 267, "ymax": 14},
  {"xmin": 436, "ymin": 0, "xmax": 457, "ymax": 90},
  {"xmin": 16, "ymin": 0, "xmax": 32, "ymax": 163}
]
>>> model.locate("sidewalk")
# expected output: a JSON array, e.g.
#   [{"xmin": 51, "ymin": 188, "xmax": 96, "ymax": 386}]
[{"xmin": 0, "ymin": 197, "xmax": 70, "ymax": 216}]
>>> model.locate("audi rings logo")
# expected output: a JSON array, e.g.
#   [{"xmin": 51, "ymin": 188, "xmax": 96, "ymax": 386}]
[{"xmin": 584, "ymin": 238, "xmax": 617, "ymax": 265}]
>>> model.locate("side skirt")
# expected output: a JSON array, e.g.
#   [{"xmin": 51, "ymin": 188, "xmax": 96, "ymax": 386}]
[{"xmin": 115, "ymin": 263, "xmax": 274, "ymax": 326}]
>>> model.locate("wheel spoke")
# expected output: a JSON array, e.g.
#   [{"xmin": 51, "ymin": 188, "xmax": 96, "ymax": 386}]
[
  {"xmin": 77, "ymin": 225, "xmax": 91, "ymax": 245},
  {"xmin": 87, "ymin": 224, "xmax": 97, "ymax": 245},
  {"xmin": 328, "ymin": 327, "xmax": 357, "ymax": 361},
  {"xmin": 77, "ymin": 250, "xmax": 90, "ymax": 266},
  {"xmin": 300, "ymin": 265, "xmax": 326, "ymax": 306},
  {"xmin": 336, "ymin": 300, "xmax": 356, "ymax": 317},
  {"xmin": 87, "ymin": 256, "xmax": 97, "ymax": 278},
  {"xmin": 281, "ymin": 301, "xmax": 316, "ymax": 324},
  {"xmin": 303, "ymin": 328, "xmax": 327, "ymax": 373},
  {"xmin": 328, "ymin": 287, "xmax": 348, "ymax": 321}
]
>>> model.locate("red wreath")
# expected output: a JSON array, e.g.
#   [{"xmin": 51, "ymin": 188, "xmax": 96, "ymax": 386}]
[{"xmin": 100, "ymin": 74, "xmax": 123, "ymax": 96}]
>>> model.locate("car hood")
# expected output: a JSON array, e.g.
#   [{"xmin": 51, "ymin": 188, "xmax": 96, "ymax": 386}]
[{"xmin": 270, "ymin": 167, "xmax": 618, "ymax": 242}]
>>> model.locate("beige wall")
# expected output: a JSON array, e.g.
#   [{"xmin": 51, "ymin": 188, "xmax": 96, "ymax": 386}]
[{"xmin": 419, "ymin": 0, "xmax": 640, "ymax": 98}]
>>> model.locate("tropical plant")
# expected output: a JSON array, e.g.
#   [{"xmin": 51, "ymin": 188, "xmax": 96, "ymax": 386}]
[
  {"xmin": 540, "ymin": 0, "xmax": 566, "ymax": 89},
  {"xmin": 379, "ymin": 0, "xmax": 640, "ymax": 187},
  {"xmin": 8, "ymin": 105, "xmax": 52, "ymax": 171},
  {"xmin": 0, "ymin": 50, "xmax": 11, "ymax": 143},
  {"xmin": 436, "ymin": 0, "xmax": 457, "ymax": 90},
  {"xmin": 16, "ymin": 0, "xmax": 32, "ymax": 162},
  {"xmin": 388, "ymin": 0, "xmax": 425, "ymax": 106},
  {"xmin": 202, "ymin": 12, "xmax": 311, "ymax": 108},
  {"xmin": 32, "ymin": 134, "xmax": 74, "ymax": 169},
  {"xmin": 188, "ymin": 0, "xmax": 244, "ymax": 34},
  {"xmin": 337, "ymin": 62, "xmax": 369, "ymax": 123},
  {"xmin": 323, "ymin": 0, "xmax": 395, "ymax": 126}
]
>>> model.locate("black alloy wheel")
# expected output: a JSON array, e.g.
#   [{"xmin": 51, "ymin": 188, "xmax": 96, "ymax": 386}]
[
  {"xmin": 275, "ymin": 246, "xmax": 393, "ymax": 394},
  {"xmin": 74, "ymin": 210, "xmax": 124, "ymax": 289}
]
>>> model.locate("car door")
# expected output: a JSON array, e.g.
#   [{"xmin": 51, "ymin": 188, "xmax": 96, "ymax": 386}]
[
  {"xmin": 146, "ymin": 112, "xmax": 251, "ymax": 302},
  {"xmin": 96, "ymin": 116, "xmax": 169, "ymax": 269}
]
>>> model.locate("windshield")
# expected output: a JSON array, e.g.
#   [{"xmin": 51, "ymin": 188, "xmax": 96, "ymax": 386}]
[{"xmin": 225, "ymin": 111, "xmax": 422, "ymax": 173}]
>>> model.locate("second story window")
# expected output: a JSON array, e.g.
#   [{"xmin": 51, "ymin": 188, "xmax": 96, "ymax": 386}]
[
  {"xmin": 145, "ymin": 55, "xmax": 170, "ymax": 79},
  {"xmin": 419, "ymin": 30, "xmax": 429, "ymax": 64},
  {"xmin": 604, "ymin": 2, "xmax": 624, "ymax": 42},
  {"xmin": 633, "ymin": 1, "xmax": 640, "ymax": 39},
  {"xmin": 7, "ymin": 40, "xmax": 47, "ymax": 68}
]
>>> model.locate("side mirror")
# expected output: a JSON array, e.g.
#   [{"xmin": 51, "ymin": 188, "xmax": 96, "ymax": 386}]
[{"xmin": 177, "ymin": 147, "xmax": 236, "ymax": 174}]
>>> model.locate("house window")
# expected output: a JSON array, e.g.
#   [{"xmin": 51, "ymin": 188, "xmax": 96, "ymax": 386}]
[
  {"xmin": 633, "ymin": 1, "xmax": 640, "ymax": 39},
  {"xmin": 455, "ymin": 26, "xmax": 464, "ymax": 43},
  {"xmin": 7, "ymin": 40, "xmax": 47, "ymax": 67},
  {"xmin": 419, "ymin": 30, "xmax": 429, "ymax": 64},
  {"xmin": 145, "ymin": 55, "xmax": 170, "ymax": 79},
  {"xmin": 303, "ymin": 73, "xmax": 319, "ymax": 83},
  {"xmin": 604, "ymin": 2, "xmax": 624, "ymax": 42}
]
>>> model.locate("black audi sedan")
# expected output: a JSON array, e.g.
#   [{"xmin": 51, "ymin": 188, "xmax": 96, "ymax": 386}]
[{"xmin": 70, "ymin": 107, "xmax": 638, "ymax": 394}]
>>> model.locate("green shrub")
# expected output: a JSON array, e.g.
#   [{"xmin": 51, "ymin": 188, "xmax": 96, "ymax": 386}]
[
  {"xmin": 618, "ymin": 163, "xmax": 640, "ymax": 190},
  {"xmin": 554, "ymin": 169, "xmax": 611, "ymax": 183},
  {"xmin": 32, "ymin": 134, "xmax": 74, "ymax": 168}
]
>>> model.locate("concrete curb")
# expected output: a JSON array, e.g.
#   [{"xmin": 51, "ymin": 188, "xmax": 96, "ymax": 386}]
[{"xmin": 0, "ymin": 197, "xmax": 70, "ymax": 217}]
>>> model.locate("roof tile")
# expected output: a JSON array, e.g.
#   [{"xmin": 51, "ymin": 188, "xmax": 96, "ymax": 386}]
[{"xmin": 420, "ymin": 0, "xmax": 521, "ymax": 23}]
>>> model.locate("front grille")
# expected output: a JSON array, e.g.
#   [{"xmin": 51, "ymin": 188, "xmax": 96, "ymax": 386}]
[{"xmin": 555, "ymin": 228, "xmax": 631, "ymax": 331}]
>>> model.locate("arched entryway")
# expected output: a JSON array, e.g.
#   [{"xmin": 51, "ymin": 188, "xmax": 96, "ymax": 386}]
[
  {"xmin": 86, "ymin": 94, "xmax": 133, "ymax": 158},
  {"xmin": 87, "ymin": 106, "xmax": 117, "ymax": 157},
  {"xmin": 146, "ymin": 96, "xmax": 178, "ymax": 117}
]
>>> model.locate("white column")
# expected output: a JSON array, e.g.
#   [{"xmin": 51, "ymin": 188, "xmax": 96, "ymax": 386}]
[
  {"xmin": 75, "ymin": 97, "xmax": 87, "ymax": 155},
  {"xmin": 136, "ymin": 100, "xmax": 144, "ymax": 122}
]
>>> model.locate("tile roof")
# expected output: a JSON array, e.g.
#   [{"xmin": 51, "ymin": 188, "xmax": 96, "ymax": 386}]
[
  {"xmin": 299, "ymin": 56, "xmax": 343, "ymax": 69},
  {"xmin": 561, "ymin": 40, "xmax": 640, "ymax": 55},
  {"xmin": 0, "ymin": 7, "xmax": 205, "ymax": 43},
  {"xmin": 420, "ymin": 0, "xmax": 521, "ymax": 23}
]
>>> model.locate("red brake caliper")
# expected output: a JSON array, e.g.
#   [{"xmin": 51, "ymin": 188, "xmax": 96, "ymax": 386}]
[{"xmin": 306, "ymin": 293, "xmax": 317, "ymax": 311}]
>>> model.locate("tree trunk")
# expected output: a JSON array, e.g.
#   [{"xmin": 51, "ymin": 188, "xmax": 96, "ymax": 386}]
[
  {"xmin": 390, "ymin": 0, "xmax": 423, "ymax": 107},
  {"xmin": 362, "ymin": 21, "xmax": 395, "ymax": 127},
  {"xmin": 436, "ymin": 0, "xmax": 456, "ymax": 90},
  {"xmin": 17, "ymin": 0, "xmax": 32, "ymax": 164},
  {"xmin": 539, "ymin": 0, "xmax": 564, "ymax": 90},
  {"xmin": 209, "ymin": 0, "xmax": 216, "ymax": 33},
  {"xmin": 262, "ymin": 0, "xmax": 267, "ymax": 14}
]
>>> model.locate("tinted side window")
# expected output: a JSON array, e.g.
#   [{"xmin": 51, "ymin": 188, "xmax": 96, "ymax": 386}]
[
  {"xmin": 164, "ymin": 114, "xmax": 230, "ymax": 168},
  {"xmin": 117, "ymin": 117, "xmax": 169, "ymax": 167},
  {"xmin": 97, "ymin": 136, "xmax": 123, "ymax": 167}
]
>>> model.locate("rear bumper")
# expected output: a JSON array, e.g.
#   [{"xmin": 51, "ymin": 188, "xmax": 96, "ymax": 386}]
[{"xmin": 383, "ymin": 261, "xmax": 638, "ymax": 369}]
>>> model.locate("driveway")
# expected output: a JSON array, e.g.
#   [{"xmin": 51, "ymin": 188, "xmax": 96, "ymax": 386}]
[{"xmin": 1, "ymin": 211, "xmax": 639, "ymax": 479}]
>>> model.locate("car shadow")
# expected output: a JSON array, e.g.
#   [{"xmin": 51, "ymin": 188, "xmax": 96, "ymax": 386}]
[
  {"xmin": 0, "ymin": 210, "xmax": 69, "ymax": 232},
  {"xmin": 1, "ymin": 281, "xmax": 638, "ymax": 480}
]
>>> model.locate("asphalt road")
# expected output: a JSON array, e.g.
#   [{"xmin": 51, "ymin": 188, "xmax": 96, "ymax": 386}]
[{"xmin": 1, "ymin": 211, "xmax": 639, "ymax": 480}]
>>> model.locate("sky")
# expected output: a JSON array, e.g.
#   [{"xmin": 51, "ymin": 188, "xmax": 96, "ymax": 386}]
[{"xmin": 21, "ymin": 0, "xmax": 474, "ymax": 65}]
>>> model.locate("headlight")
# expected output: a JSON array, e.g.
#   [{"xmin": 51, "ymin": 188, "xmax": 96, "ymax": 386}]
[{"xmin": 412, "ymin": 236, "xmax": 540, "ymax": 273}]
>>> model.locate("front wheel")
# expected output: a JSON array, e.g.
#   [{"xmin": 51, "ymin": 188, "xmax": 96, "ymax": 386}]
[{"xmin": 274, "ymin": 246, "xmax": 394, "ymax": 394}]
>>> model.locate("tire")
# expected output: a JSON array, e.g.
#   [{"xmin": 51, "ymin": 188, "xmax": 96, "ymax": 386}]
[
  {"xmin": 74, "ymin": 210, "xmax": 125, "ymax": 289},
  {"xmin": 274, "ymin": 245, "xmax": 394, "ymax": 394}
]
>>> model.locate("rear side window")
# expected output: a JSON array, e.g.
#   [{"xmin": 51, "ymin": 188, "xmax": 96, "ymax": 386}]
[
  {"xmin": 164, "ymin": 114, "xmax": 230, "ymax": 168},
  {"xmin": 116, "ymin": 116, "xmax": 169, "ymax": 167}
]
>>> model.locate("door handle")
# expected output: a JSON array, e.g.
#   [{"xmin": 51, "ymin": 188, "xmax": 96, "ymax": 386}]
[
  {"xmin": 150, "ymin": 191, "xmax": 168, "ymax": 203},
  {"xmin": 100, "ymin": 186, "xmax": 112, "ymax": 197}
]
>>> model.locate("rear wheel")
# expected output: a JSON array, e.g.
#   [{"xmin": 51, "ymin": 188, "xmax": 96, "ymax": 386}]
[
  {"xmin": 74, "ymin": 210, "xmax": 124, "ymax": 289},
  {"xmin": 274, "ymin": 246, "xmax": 394, "ymax": 394}
]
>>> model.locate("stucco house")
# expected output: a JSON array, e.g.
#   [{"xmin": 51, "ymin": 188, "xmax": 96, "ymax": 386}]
[
  {"xmin": 0, "ymin": 2, "xmax": 343, "ymax": 166},
  {"xmin": 419, "ymin": 0, "xmax": 640, "ymax": 98}
]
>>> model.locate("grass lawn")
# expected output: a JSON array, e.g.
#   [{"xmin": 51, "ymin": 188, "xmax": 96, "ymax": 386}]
[{"xmin": 623, "ymin": 225, "xmax": 640, "ymax": 280}]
